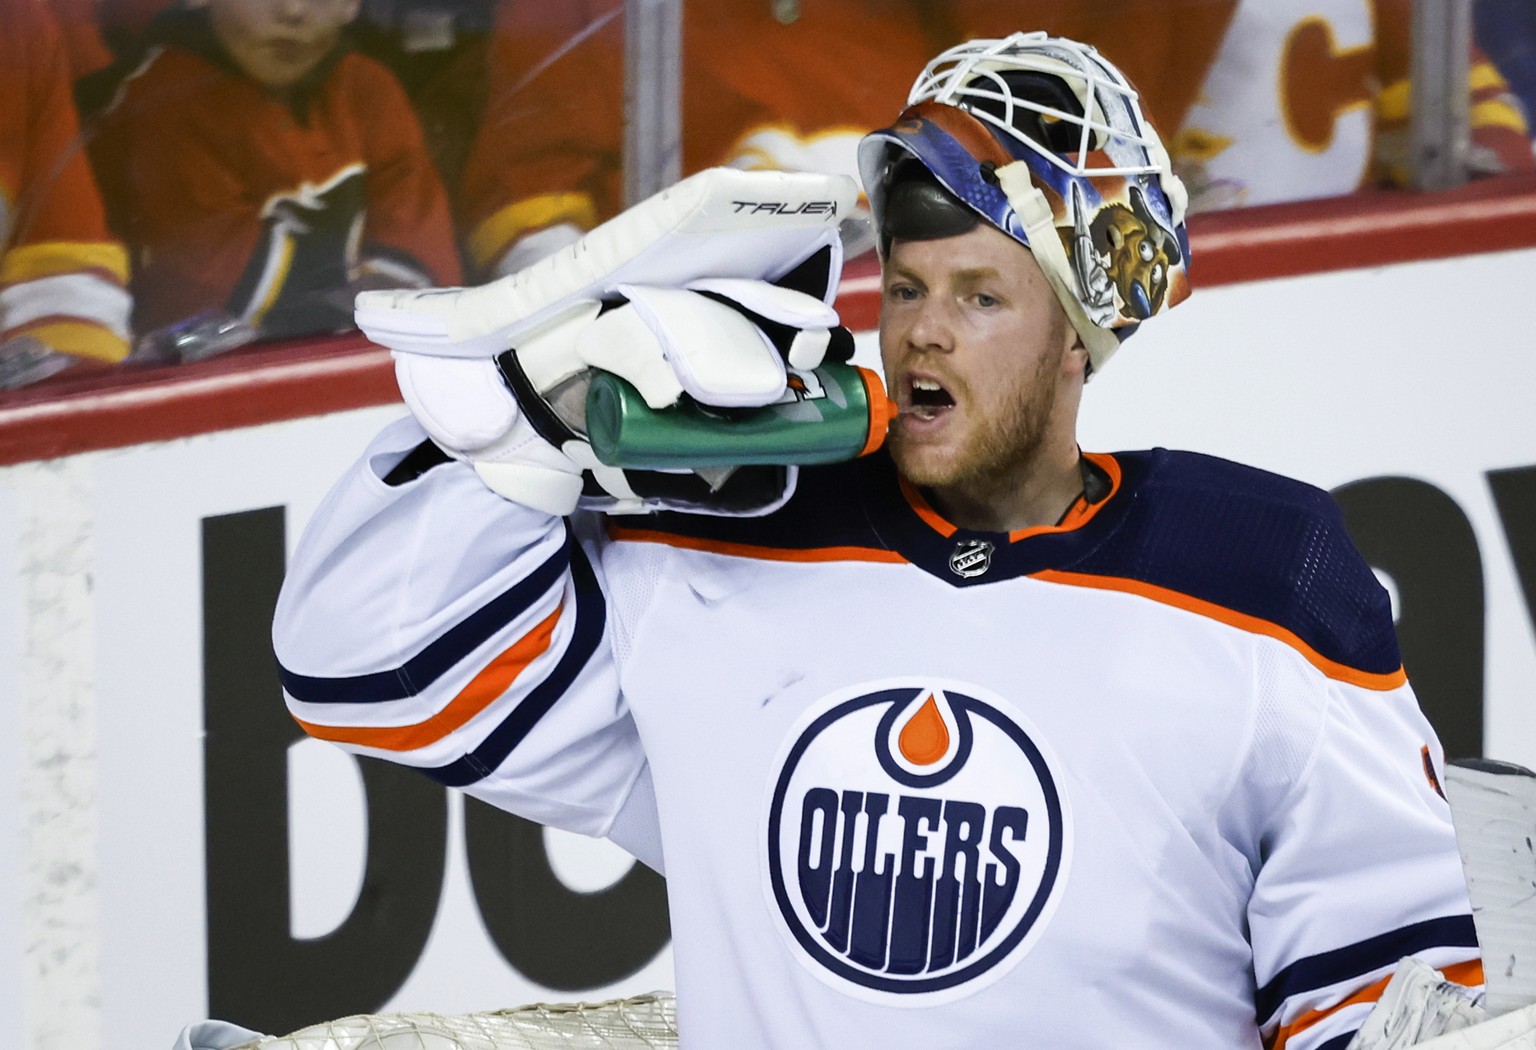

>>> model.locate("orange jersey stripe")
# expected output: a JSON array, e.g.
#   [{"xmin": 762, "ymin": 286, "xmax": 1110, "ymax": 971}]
[
  {"xmin": 899, "ymin": 478, "xmax": 957, "ymax": 538},
  {"xmin": 898, "ymin": 451, "xmax": 1125, "ymax": 541},
  {"xmin": 1009, "ymin": 451, "xmax": 1125, "ymax": 541},
  {"xmin": 1031, "ymin": 569, "xmax": 1409, "ymax": 691},
  {"xmin": 293, "ymin": 603, "xmax": 562, "ymax": 751},
  {"xmin": 606, "ymin": 526, "xmax": 907, "ymax": 565},
  {"xmin": 1268, "ymin": 958, "xmax": 1484, "ymax": 1050}
]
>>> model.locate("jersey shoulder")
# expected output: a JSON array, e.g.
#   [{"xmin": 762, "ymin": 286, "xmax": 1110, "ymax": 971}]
[{"xmin": 1073, "ymin": 449, "xmax": 1401, "ymax": 680}]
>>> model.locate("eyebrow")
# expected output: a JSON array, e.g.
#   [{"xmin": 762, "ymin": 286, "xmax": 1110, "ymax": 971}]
[
  {"xmin": 884, "ymin": 264, "xmax": 1003, "ymax": 289},
  {"xmin": 952, "ymin": 268, "xmax": 1003, "ymax": 291}
]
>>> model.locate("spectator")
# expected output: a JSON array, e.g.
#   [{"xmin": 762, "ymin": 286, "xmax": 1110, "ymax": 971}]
[
  {"xmin": 47, "ymin": 0, "xmax": 118, "ymax": 81},
  {"xmin": 90, "ymin": 0, "xmax": 460, "ymax": 354},
  {"xmin": 1473, "ymin": 0, "xmax": 1536, "ymax": 154},
  {"xmin": 0, "ymin": 0, "xmax": 132, "ymax": 390},
  {"xmin": 1371, "ymin": 0, "xmax": 1532, "ymax": 186},
  {"xmin": 458, "ymin": 0, "xmax": 1237, "ymax": 278}
]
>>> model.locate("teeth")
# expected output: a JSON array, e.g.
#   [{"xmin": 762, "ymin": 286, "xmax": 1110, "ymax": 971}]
[{"xmin": 912, "ymin": 378, "xmax": 941, "ymax": 391}]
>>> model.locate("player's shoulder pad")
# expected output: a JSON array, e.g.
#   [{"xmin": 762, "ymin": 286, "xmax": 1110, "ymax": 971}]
[{"xmin": 1071, "ymin": 449, "xmax": 1402, "ymax": 680}]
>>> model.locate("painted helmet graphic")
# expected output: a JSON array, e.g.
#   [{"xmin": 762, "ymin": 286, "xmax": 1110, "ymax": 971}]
[{"xmin": 858, "ymin": 31, "xmax": 1192, "ymax": 372}]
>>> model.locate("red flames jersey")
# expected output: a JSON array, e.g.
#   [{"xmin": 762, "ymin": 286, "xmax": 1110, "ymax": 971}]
[
  {"xmin": 1173, "ymin": 0, "xmax": 1532, "ymax": 211},
  {"xmin": 457, "ymin": 1, "xmax": 1236, "ymax": 276},
  {"xmin": 276, "ymin": 420, "xmax": 1481, "ymax": 1050},
  {"xmin": 91, "ymin": 15, "xmax": 461, "ymax": 338},
  {"xmin": 0, "ymin": 0, "xmax": 130, "ymax": 363}
]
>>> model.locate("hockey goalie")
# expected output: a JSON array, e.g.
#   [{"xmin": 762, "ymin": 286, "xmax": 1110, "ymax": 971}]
[{"xmin": 179, "ymin": 30, "xmax": 1536, "ymax": 1050}]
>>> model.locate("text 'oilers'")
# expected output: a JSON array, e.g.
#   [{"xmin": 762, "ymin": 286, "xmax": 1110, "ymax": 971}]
[{"xmin": 763, "ymin": 680, "xmax": 1073, "ymax": 1005}]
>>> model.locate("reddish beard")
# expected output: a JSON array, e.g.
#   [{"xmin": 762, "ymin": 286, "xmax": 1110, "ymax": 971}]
[{"xmin": 890, "ymin": 338, "xmax": 1066, "ymax": 496}]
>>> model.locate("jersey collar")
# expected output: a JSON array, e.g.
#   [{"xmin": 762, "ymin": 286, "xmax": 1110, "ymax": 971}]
[{"xmin": 862, "ymin": 450, "xmax": 1128, "ymax": 586}]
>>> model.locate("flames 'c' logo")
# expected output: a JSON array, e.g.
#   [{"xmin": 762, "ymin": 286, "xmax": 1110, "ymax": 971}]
[{"xmin": 763, "ymin": 680, "xmax": 1072, "ymax": 1005}]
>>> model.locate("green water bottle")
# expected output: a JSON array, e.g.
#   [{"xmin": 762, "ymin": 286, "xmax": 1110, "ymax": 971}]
[{"xmin": 584, "ymin": 362, "xmax": 896, "ymax": 470}]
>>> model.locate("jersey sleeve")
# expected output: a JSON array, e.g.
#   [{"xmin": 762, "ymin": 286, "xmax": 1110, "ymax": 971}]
[
  {"xmin": 272, "ymin": 417, "xmax": 660, "ymax": 870},
  {"xmin": 0, "ymin": 0, "xmax": 131, "ymax": 364},
  {"xmin": 352, "ymin": 58, "xmax": 462, "ymax": 288},
  {"xmin": 457, "ymin": 0, "xmax": 625, "ymax": 277},
  {"xmin": 1246, "ymin": 653, "xmax": 1481, "ymax": 1050}
]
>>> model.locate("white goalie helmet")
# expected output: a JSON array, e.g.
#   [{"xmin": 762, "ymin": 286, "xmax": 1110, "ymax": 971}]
[{"xmin": 859, "ymin": 31, "xmax": 1192, "ymax": 373}]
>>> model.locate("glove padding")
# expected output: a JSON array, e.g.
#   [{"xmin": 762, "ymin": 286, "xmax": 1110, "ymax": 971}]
[
  {"xmin": 361, "ymin": 167, "xmax": 858, "ymax": 516},
  {"xmin": 392, "ymin": 275, "xmax": 845, "ymax": 515}
]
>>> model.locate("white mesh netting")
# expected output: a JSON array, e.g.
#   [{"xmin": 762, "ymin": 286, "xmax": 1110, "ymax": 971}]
[{"xmin": 232, "ymin": 993, "xmax": 679, "ymax": 1050}]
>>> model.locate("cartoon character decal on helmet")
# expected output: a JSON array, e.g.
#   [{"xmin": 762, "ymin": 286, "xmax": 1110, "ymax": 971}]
[{"xmin": 859, "ymin": 32, "xmax": 1192, "ymax": 372}]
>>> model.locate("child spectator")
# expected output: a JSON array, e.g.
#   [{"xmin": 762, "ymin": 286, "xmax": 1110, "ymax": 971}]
[
  {"xmin": 0, "ymin": 0, "xmax": 132, "ymax": 389},
  {"xmin": 91, "ymin": 0, "xmax": 461, "ymax": 351}
]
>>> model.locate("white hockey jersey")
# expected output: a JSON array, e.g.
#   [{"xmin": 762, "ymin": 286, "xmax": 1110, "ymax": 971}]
[{"xmin": 274, "ymin": 418, "xmax": 1482, "ymax": 1050}]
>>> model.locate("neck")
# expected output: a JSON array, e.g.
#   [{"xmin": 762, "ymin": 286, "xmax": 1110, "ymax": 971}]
[{"xmin": 923, "ymin": 434, "xmax": 1084, "ymax": 533}]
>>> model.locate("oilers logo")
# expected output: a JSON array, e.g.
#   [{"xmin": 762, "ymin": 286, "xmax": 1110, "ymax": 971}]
[{"xmin": 763, "ymin": 679, "xmax": 1072, "ymax": 1005}]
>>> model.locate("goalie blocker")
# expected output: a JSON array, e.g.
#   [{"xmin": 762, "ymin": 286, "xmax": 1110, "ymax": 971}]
[{"xmin": 355, "ymin": 168, "xmax": 889, "ymax": 517}]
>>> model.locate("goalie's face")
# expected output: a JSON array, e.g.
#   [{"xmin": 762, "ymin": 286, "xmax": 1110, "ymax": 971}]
[
  {"xmin": 209, "ymin": 0, "xmax": 361, "ymax": 88},
  {"xmin": 879, "ymin": 222, "xmax": 1087, "ymax": 528}
]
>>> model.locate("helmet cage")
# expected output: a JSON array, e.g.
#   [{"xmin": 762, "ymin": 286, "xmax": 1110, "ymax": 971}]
[
  {"xmin": 908, "ymin": 33, "xmax": 1167, "ymax": 184},
  {"xmin": 859, "ymin": 31, "xmax": 1192, "ymax": 372}
]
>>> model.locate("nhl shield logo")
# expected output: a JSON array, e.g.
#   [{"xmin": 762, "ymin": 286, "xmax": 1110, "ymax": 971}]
[
  {"xmin": 763, "ymin": 679, "xmax": 1072, "ymax": 1005},
  {"xmin": 949, "ymin": 540, "xmax": 993, "ymax": 579}
]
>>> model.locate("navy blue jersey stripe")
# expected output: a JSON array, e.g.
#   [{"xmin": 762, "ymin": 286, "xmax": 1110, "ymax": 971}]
[
  {"xmin": 278, "ymin": 533, "xmax": 571, "ymax": 704},
  {"xmin": 424, "ymin": 539, "xmax": 607, "ymax": 788},
  {"xmin": 1255, "ymin": 914, "xmax": 1479, "ymax": 1024},
  {"xmin": 1315, "ymin": 1033, "xmax": 1355, "ymax": 1050},
  {"xmin": 630, "ymin": 449, "xmax": 1401, "ymax": 676}
]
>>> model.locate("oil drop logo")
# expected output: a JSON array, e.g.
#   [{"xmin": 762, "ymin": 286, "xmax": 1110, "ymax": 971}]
[{"xmin": 763, "ymin": 680, "xmax": 1072, "ymax": 1004}]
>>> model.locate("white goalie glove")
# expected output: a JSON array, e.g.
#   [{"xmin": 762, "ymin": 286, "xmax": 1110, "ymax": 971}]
[{"xmin": 356, "ymin": 167, "xmax": 860, "ymax": 516}]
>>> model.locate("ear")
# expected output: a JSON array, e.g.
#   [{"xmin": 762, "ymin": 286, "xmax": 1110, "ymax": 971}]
[{"xmin": 1062, "ymin": 328, "xmax": 1090, "ymax": 377}]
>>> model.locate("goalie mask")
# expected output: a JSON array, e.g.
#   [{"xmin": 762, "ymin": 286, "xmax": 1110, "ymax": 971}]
[{"xmin": 858, "ymin": 31, "xmax": 1192, "ymax": 373}]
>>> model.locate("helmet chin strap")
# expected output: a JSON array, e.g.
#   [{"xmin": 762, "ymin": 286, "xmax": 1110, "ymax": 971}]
[
  {"xmin": 994, "ymin": 160, "xmax": 1121, "ymax": 374},
  {"xmin": 1144, "ymin": 136, "xmax": 1190, "ymax": 227}
]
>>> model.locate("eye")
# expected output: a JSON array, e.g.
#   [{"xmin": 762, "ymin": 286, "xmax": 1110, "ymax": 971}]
[
  {"xmin": 1138, "ymin": 240, "xmax": 1156, "ymax": 263},
  {"xmin": 975, "ymin": 293, "xmax": 999, "ymax": 308},
  {"xmin": 886, "ymin": 284, "xmax": 919, "ymax": 302}
]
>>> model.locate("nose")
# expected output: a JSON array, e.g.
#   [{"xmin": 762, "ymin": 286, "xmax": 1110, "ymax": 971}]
[
  {"xmin": 272, "ymin": 0, "xmax": 306, "ymax": 23},
  {"xmin": 903, "ymin": 296, "xmax": 955, "ymax": 354}
]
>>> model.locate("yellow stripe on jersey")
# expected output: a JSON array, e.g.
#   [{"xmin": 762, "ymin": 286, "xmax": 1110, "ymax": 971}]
[
  {"xmin": 468, "ymin": 192, "xmax": 599, "ymax": 272},
  {"xmin": 1471, "ymin": 99, "xmax": 1529, "ymax": 135},
  {"xmin": 2, "ymin": 241, "xmax": 129, "ymax": 286},
  {"xmin": 244, "ymin": 233, "xmax": 296, "ymax": 328},
  {"xmin": 1470, "ymin": 60, "xmax": 1512, "ymax": 95},
  {"xmin": 1374, "ymin": 78, "xmax": 1411, "ymax": 122},
  {"xmin": 12, "ymin": 319, "xmax": 131, "ymax": 363}
]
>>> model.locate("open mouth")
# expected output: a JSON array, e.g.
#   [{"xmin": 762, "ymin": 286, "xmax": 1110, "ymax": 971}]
[{"xmin": 906, "ymin": 377, "xmax": 955, "ymax": 421}]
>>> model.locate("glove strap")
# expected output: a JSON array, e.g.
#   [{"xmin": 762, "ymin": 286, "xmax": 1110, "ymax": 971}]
[{"xmin": 496, "ymin": 350, "xmax": 585, "ymax": 447}]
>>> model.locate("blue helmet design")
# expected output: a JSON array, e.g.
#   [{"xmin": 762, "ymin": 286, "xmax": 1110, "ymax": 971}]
[{"xmin": 859, "ymin": 32, "xmax": 1192, "ymax": 372}]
